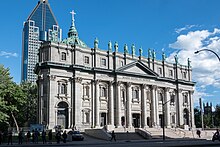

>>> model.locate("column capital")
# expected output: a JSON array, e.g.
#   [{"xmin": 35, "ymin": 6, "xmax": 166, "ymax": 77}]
[
  {"xmin": 47, "ymin": 74, "xmax": 56, "ymax": 81},
  {"xmin": 109, "ymin": 80, "xmax": 115, "ymax": 85},
  {"xmin": 126, "ymin": 82, "xmax": 132, "ymax": 87},
  {"xmin": 151, "ymin": 85, "xmax": 157, "ymax": 90},
  {"xmin": 142, "ymin": 84, "xmax": 148, "ymax": 89},
  {"xmin": 165, "ymin": 87, "xmax": 170, "ymax": 92},
  {"xmin": 75, "ymin": 77, "xmax": 82, "ymax": 83},
  {"xmin": 117, "ymin": 81, "xmax": 122, "ymax": 86}
]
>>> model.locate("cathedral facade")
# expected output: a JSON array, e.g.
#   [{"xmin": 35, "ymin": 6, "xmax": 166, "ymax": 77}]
[{"xmin": 35, "ymin": 11, "xmax": 195, "ymax": 131}]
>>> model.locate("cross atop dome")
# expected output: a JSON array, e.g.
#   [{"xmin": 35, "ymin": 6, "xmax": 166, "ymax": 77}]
[{"xmin": 70, "ymin": 10, "xmax": 76, "ymax": 26}]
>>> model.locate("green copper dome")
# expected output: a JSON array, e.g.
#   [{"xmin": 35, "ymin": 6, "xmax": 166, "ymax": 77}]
[{"xmin": 62, "ymin": 10, "xmax": 87, "ymax": 48}]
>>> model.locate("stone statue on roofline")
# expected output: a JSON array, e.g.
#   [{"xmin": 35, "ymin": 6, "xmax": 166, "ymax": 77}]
[
  {"xmin": 131, "ymin": 44, "xmax": 135, "ymax": 57},
  {"xmin": 114, "ymin": 42, "xmax": 118, "ymax": 52},
  {"xmin": 148, "ymin": 48, "xmax": 152, "ymax": 58},
  {"xmin": 108, "ymin": 41, "xmax": 112, "ymax": 52},
  {"xmin": 174, "ymin": 54, "xmax": 178, "ymax": 64},
  {"xmin": 152, "ymin": 49, "xmax": 156, "ymax": 59},
  {"xmin": 139, "ymin": 47, "xmax": 143, "ymax": 57},
  {"xmin": 162, "ymin": 52, "xmax": 166, "ymax": 61},
  {"xmin": 124, "ymin": 44, "xmax": 128, "ymax": 54},
  {"xmin": 94, "ymin": 37, "xmax": 99, "ymax": 49},
  {"xmin": 187, "ymin": 58, "xmax": 191, "ymax": 67}
]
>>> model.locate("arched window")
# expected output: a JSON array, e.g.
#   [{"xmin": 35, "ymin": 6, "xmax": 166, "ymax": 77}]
[
  {"xmin": 132, "ymin": 87, "xmax": 139, "ymax": 101},
  {"xmin": 159, "ymin": 93, "xmax": 163, "ymax": 101},
  {"xmin": 85, "ymin": 86, "xmax": 90, "ymax": 96},
  {"xmin": 100, "ymin": 87, "xmax": 107, "ymax": 97}
]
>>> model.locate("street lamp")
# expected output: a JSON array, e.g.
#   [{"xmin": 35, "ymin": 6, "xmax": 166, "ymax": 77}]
[
  {"xmin": 194, "ymin": 49, "xmax": 220, "ymax": 62},
  {"xmin": 162, "ymin": 99, "xmax": 172, "ymax": 141}
]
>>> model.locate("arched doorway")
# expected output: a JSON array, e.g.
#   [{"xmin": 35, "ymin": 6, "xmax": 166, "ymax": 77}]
[
  {"xmin": 183, "ymin": 108, "xmax": 189, "ymax": 125},
  {"xmin": 132, "ymin": 113, "xmax": 140, "ymax": 128},
  {"xmin": 57, "ymin": 102, "xmax": 68, "ymax": 129}
]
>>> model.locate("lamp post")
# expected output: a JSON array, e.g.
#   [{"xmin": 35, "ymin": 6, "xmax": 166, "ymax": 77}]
[
  {"xmin": 162, "ymin": 99, "xmax": 171, "ymax": 141},
  {"xmin": 194, "ymin": 49, "xmax": 220, "ymax": 62}
]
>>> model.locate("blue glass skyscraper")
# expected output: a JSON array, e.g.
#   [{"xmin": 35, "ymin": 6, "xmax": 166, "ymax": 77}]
[{"xmin": 22, "ymin": 0, "xmax": 62, "ymax": 82}]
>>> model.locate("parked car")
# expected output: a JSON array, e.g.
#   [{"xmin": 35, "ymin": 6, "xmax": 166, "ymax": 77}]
[{"xmin": 68, "ymin": 130, "xmax": 84, "ymax": 141}]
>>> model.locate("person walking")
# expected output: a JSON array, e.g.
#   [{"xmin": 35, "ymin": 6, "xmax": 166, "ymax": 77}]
[
  {"xmin": 48, "ymin": 130, "xmax": 52, "ymax": 144},
  {"xmin": 55, "ymin": 131, "xmax": 61, "ymax": 144},
  {"xmin": 18, "ymin": 130, "xmax": 24, "ymax": 144},
  {"xmin": 62, "ymin": 131, "xmax": 67, "ymax": 143},
  {"xmin": 26, "ymin": 131, "xmax": 31, "ymax": 144},
  {"xmin": 110, "ymin": 130, "xmax": 116, "ymax": 141},
  {"xmin": 0, "ymin": 130, "xmax": 2, "ymax": 145},
  {"xmin": 42, "ymin": 130, "xmax": 47, "ymax": 144},
  {"xmin": 196, "ymin": 130, "xmax": 201, "ymax": 138},
  {"xmin": 7, "ymin": 130, "xmax": 13, "ymax": 145}
]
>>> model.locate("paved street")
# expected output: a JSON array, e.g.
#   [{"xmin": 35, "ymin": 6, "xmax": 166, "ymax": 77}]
[{"xmin": 1, "ymin": 139, "xmax": 220, "ymax": 147}]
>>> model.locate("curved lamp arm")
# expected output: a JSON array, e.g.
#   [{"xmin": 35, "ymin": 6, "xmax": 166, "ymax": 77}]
[{"xmin": 194, "ymin": 49, "xmax": 220, "ymax": 62}]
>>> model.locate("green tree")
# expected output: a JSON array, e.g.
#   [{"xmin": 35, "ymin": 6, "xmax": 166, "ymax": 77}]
[
  {"xmin": 20, "ymin": 81, "xmax": 38, "ymax": 126},
  {"xmin": 214, "ymin": 105, "xmax": 220, "ymax": 127},
  {"xmin": 0, "ymin": 65, "xmax": 25, "ymax": 131},
  {"xmin": 194, "ymin": 107, "xmax": 201, "ymax": 128}
]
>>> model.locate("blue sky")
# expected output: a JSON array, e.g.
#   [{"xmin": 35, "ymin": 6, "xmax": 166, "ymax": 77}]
[{"xmin": 0, "ymin": 0, "xmax": 220, "ymax": 107}]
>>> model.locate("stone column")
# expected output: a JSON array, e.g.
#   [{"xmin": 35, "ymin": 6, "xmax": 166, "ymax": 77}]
[
  {"xmin": 74, "ymin": 77, "xmax": 83, "ymax": 129},
  {"xmin": 165, "ymin": 88, "xmax": 171, "ymax": 128},
  {"xmin": 108, "ymin": 81, "xmax": 114, "ymax": 126},
  {"xmin": 95, "ymin": 80, "xmax": 100, "ymax": 127},
  {"xmin": 155, "ymin": 87, "xmax": 159, "ymax": 127},
  {"xmin": 116, "ymin": 81, "xmax": 121, "ymax": 127},
  {"xmin": 126, "ymin": 82, "xmax": 132, "ymax": 128},
  {"xmin": 91, "ymin": 80, "xmax": 95, "ymax": 128},
  {"xmin": 141, "ymin": 84, "xmax": 147, "ymax": 128},
  {"xmin": 48, "ymin": 75, "xmax": 56, "ymax": 129},
  {"xmin": 177, "ymin": 89, "xmax": 183, "ymax": 126},
  {"xmin": 151, "ymin": 85, "xmax": 157, "ymax": 127},
  {"xmin": 189, "ymin": 91, "xmax": 195, "ymax": 128}
]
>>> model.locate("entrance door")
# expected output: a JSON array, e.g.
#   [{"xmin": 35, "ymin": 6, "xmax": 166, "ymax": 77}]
[
  {"xmin": 57, "ymin": 102, "xmax": 68, "ymax": 129},
  {"xmin": 100, "ymin": 113, "xmax": 106, "ymax": 126},
  {"xmin": 132, "ymin": 113, "xmax": 140, "ymax": 128}
]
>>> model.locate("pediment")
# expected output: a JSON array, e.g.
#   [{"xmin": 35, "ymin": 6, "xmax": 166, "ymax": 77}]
[{"xmin": 116, "ymin": 61, "xmax": 158, "ymax": 77}]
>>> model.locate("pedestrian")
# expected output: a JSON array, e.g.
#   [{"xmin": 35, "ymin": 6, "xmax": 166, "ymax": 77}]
[
  {"xmin": 34, "ymin": 129, "xmax": 39, "ymax": 144},
  {"xmin": 0, "ymin": 130, "xmax": 2, "ymax": 145},
  {"xmin": 110, "ymin": 130, "xmax": 116, "ymax": 141},
  {"xmin": 196, "ymin": 130, "xmax": 201, "ymax": 138},
  {"xmin": 55, "ymin": 131, "xmax": 61, "ymax": 144},
  {"xmin": 62, "ymin": 130, "xmax": 67, "ymax": 143},
  {"xmin": 32, "ymin": 130, "xmax": 35, "ymax": 143},
  {"xmin": 26, "ymin": 131, "xmax": 31, "ymax": 144},
  {"xmin": 42, "ymin": 130, "xmax": 47, "ymax": 144},
  {"xmin": 7, "ymin": 130, "xmax": 13, "ymax": 145},
  {"xmin": 18, "ymin": 130, "xmax": 24, "ymax": 144},
  {"xmin": 48, "ymin": 130, "xmax": 52, "ymax": 144}
]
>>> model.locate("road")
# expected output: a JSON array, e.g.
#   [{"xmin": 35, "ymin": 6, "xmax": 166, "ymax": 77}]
[{"xmin": 1, "ymin": 139, "xmax": 220, "ymax": 147}]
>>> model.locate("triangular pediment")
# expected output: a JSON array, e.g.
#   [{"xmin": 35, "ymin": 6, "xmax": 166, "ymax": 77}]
[{"xmin": 116, "ymin": 60, "xmax": 158, "ymax": 77}]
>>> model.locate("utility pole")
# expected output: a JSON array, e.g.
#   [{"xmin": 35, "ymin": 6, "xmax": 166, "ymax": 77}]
[{"xmin": 199, "ymin": 98, "xmax": 204, "ymax": 130}]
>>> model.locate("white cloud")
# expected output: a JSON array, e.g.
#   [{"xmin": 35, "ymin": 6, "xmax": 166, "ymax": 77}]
[
  {"xmin": 167, "ymin": 28, "xmax": 220, "ymax": 96},
  {"xmin": 0, "ymin": 51, "xmax": 18, "ymax": 58},
  {"xmin": 175, "ymin": 25, "xmax": 197, "ymax": 34}
]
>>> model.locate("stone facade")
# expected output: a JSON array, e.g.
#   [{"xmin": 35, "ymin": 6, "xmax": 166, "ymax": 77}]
[{"xmin": 35, "ymin": 11, "xmax": 195, "ymax": 131}]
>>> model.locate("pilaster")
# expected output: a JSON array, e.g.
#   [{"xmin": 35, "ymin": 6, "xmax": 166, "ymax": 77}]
[
  {"xmin": 141, "ymin": 84, "xmax": 147, "ymax": 128},
  {"xmin": 126, "ymin": 82, "xmax": 132, "ymax": 128},
  {"xmin": 165, "ymin": 87, "xmax": 171, "ymax": 128},
  {"xmin": 95, "ymin": 80, "xmax": 100, "ymax": 127},
  {"xmin": 116, "ymin": 81, "xmax": 121, "ymax": 127}
]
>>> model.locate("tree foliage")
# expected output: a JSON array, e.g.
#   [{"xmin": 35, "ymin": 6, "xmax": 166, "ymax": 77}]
[{"xmin": 0, "ymin": 65, "xmax": 38, "ymax": 131}]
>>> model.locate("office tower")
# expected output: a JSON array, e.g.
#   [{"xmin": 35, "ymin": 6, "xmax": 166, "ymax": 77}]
[{"xmin": 21, "ymin": 0, "xmax": 62, "ymax": 82}]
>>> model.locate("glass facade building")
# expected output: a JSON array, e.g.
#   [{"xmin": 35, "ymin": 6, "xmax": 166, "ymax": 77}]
[{"xmin": 21, "ymin": 0, "xmax": 62, "ymax": 82}]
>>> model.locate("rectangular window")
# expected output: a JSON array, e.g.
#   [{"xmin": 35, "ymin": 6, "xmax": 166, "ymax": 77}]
[
  {"xmin": 61, "ymin": 52, "xmax": 66, "ymax": 61},
  {"xmin": 84, "ymin": 56, "xmax": 89, "ymax": 64},
  {"xmin": 101, "ymin": 58, "xmax": 106, "ymax": 66},
  {"xmin": 183, "ymin": 71, "xmax": 187, "ymax": 78},
  {"xmin": 169, "ymin": 70, "xmax": 173, "ymax": 77},
  {"xmin": 158, "ymin": 67, "xmax": 162, "ymax": 75}
]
